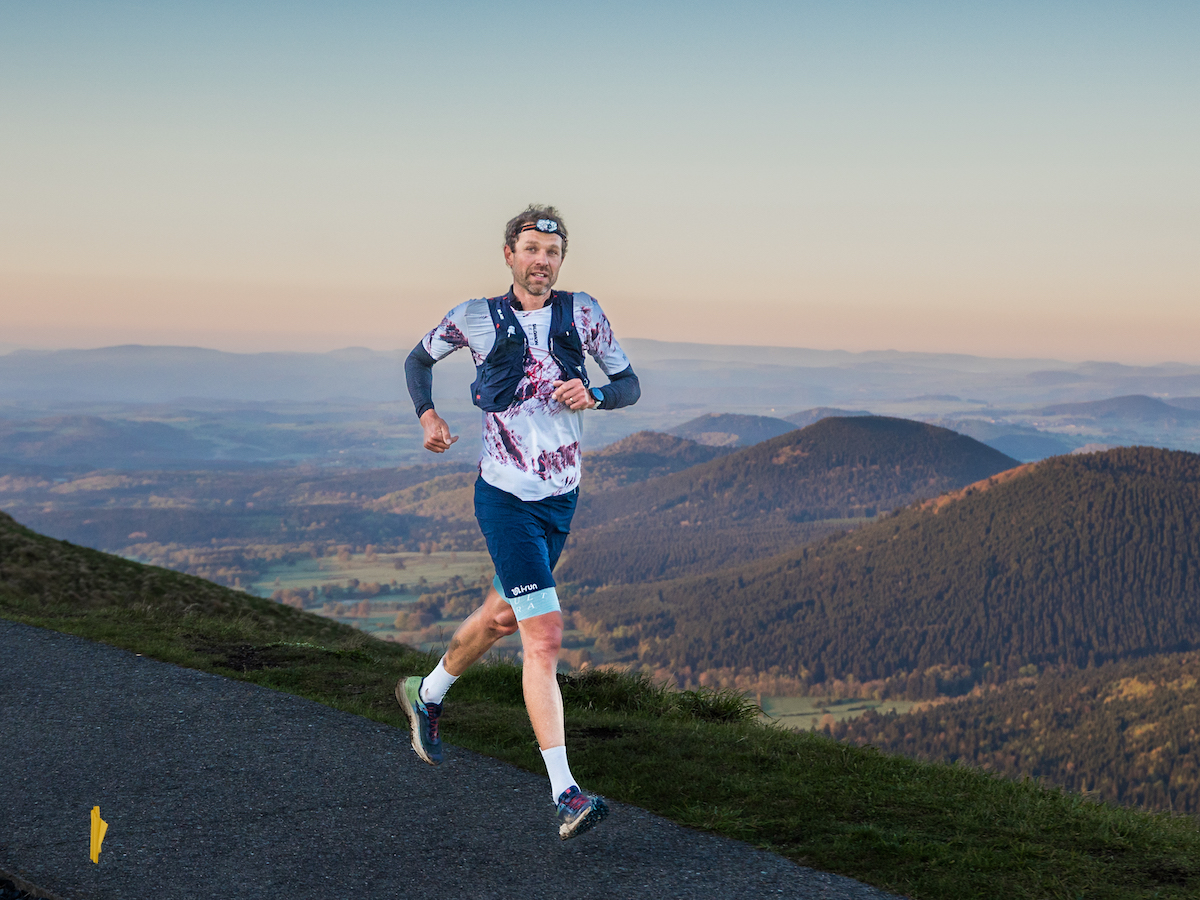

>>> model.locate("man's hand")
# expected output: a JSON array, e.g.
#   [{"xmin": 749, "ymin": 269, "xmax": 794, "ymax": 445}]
[
  {"xmin": 420, "ymin": 409, "xmax": 458, "ymax": 453},
  {"xmin": 552, "ymin": 378, "xmax": 596, "ymax": 411}
]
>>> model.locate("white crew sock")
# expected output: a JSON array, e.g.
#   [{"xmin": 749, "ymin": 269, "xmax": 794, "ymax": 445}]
[
  {"xmin": 420, "ymin": 656, "xmax": 458, "ymax": 706},
  {"xmin": 540, "ymin": 744, "xmax": 578, "ymax": 801}
]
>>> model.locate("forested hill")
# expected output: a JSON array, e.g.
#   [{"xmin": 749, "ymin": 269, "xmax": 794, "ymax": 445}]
[
  {"xmin": 573, "ymin": 446, "xmax": 1200, "ymax": 685},
  {"xmin": 832, "ymin": 649, "xmax": 1200, "ymax": 815},
  {"xmin": 577, "ymin": 416, "xmax": 1018, "ymax": 530}
]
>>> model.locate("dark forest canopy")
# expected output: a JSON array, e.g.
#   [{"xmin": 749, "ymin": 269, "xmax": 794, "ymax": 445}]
[
  {"xmin": 576, "ymin": 415, "xmax": 1019, "ymax": 530},
  {"xmin": 572, "ymin": 446, "xmax": 1200, "ymax": 685},
  {"xmin": 833, "ymin": 649, "xmax": 1200, "ymax": 816},
  {"xmin": 558, "ymin": 517, "xmax": 861, "ymax": 587}
]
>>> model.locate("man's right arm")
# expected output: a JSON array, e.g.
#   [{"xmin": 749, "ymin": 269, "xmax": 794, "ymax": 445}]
[
  {"xmin": 405, "ymin": 342, "xmax": 459, "ymax": 453},
  {"xmin": 406, "ymin": 303, "xmax": 478, "ymax": 452},
  {"xmin": 405, "ymin": 342, "xmax": 438, "ymax": 419}
]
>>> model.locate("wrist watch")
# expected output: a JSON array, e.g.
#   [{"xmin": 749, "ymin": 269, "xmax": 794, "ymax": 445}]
[{"xmin": 589, "ymin": 387, "xmax": 604, "ymax": 409}]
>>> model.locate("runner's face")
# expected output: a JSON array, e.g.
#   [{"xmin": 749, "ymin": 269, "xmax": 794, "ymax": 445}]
[{"xmin": 504, "ymin": 231, "xmax": 564, "ymax": 298}]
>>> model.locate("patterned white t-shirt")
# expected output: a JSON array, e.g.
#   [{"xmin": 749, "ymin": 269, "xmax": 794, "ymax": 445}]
[{"xmin": 421, "ymin": 291, "xmax": 632, "ymax": 501}]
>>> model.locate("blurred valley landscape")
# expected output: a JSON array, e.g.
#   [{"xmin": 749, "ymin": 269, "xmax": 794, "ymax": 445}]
[{"xmin": 5, "ymin": 339, "xmax": 1200, "ymax": 819}]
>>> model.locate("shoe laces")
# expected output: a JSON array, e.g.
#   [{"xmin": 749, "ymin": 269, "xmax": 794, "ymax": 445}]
[
  {"xmin": 425, "ymin": 701, "xmax": 442, "ymax": 742},
  {"xmin": 559, "ymin": 787, "xmax": 587, "ymax": 813}
]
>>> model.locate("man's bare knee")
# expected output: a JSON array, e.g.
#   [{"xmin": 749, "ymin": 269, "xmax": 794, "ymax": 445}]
[{"xmin": 519, "ymin": 614, "xmax": 563, "ymax": 663}]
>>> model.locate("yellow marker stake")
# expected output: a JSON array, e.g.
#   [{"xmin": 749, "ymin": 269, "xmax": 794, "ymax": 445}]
[{"xmin": 90, "ymin": 806, "xmax": 108, "ymax": 863}]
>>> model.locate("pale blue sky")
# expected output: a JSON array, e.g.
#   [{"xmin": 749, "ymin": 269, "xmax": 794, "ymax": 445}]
[{"xmin": 2, "ymin": 2, "xmax": 1197, "ymax": 361}]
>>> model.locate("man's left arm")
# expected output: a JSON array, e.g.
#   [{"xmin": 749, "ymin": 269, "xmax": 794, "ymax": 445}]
[
  {"xmin": 589, "ymin": 365, "xmax": 640, "ymax": 410},
  {"xmin": 576, "ymin": 292, "xmax": 641, "ymax": 411}
]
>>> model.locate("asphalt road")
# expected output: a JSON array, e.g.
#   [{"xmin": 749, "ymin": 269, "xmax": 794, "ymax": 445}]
[{"xmin": 0, "ymin": 620, "xmax": 906, "ymax": 900}]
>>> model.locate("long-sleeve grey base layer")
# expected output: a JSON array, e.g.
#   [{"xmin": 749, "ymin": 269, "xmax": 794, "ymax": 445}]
[{"xmin": 0, "ymin": 620, "xmax": 906, "ymax": 900}]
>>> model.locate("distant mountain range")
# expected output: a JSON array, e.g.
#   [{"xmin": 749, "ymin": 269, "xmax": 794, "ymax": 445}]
[
  {"xmin": 6, "ymin": 344, "xmax": 1200, "ymax": 468},
  {"xmin": 940, "ymin": 419, "xmax": 1079, "ymax": 462},
  {"xmin": 0, "ymin": 344, "xmax": 418, "ymax": 404},
  {"xmin": 6, "ymin": 342, "xmax": 1200, "ymax": 412},
  {"xmin": 0, "ymin": 415, "xmax": 218, "ymax": 468},
  {"xmin": 668, "ymin": 413, "xmax": 797, "ymax": 447},
  {"xmin": 664, "ymin": 409, "xmax": 874, "ymax": 448},
  {"xmin": 1034, "ymin": 394, "xmax": 1200, "ymax": 424},
  {"xmin": 783, "ymin": 407, "xmax": 872, "ymax": 428}
]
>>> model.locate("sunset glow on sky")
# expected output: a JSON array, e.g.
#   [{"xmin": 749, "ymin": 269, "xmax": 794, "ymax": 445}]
[{"xmin": 2, "ymin": 2, "xmax": 1197, "ymax": 363}]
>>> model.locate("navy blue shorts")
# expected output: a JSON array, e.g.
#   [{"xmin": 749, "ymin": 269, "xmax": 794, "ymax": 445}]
[{"xmin": 474, "ymin": 476, "xmax": 578, "ymax": 621}]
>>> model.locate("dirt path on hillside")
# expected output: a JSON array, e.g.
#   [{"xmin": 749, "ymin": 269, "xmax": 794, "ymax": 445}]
[{"xmin": 0, "ymin": 620, "xmax": 904, "ymax": 900}]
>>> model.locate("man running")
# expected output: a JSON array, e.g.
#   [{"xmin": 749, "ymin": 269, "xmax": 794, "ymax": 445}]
[{"xmin": 398, "ymin": 204, "xmax": 641, "ymax": 840}]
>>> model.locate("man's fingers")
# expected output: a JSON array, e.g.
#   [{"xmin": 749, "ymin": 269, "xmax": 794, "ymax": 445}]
[
  {"xmin": 422, "ymin": 418, "xmax": 457, "ymax": 453},
  {"xmin": 425, "ymin": 435, "xmax": 457, "ymax": 451},
  {"xmin": 551, "ymin": 378, "xmax": 584, "ymax": 404}
]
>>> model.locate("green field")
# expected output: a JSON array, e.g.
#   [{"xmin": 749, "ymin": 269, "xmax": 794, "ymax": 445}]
[
  {"xmin": 761, "ymin": 696, "xmax": 921, "ymax": 730},
  {"xmin": 249, "ymin": 549, "xmax": 528, "ymax": 656},
  {"xmin": 250, "ymin": 549, "xmax": 495, "ymax": 597}
]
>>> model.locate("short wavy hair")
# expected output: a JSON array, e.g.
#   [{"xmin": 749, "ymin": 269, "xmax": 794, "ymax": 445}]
[{"xmin": 504, "ymin": 205, "xmax": 568, "ymax": 255}]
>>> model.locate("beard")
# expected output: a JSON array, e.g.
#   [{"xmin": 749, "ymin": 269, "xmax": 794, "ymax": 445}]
[{"xmin": 517, "ymin": 267, "xmax": 555, "ymax": 296}]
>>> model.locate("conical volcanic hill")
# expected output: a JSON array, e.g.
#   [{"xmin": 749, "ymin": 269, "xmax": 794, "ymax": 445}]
[
  {"xmin": 562, "ymin": 417, "xmax": 1019, "ymax": 584},
  {"xmin": 579, "ymin": 415, "xmax": 1019, "ymax": 528}
]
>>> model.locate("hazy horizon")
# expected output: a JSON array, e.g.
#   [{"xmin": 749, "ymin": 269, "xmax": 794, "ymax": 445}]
[{"xmin": 3, "ymin": 337, "xmax": 1199, "ymax": 370}]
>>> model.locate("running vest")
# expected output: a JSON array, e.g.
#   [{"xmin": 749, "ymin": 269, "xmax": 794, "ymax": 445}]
[{"xmin": 470, "ymin": 290, "xmax": 589, "ymax": 413}]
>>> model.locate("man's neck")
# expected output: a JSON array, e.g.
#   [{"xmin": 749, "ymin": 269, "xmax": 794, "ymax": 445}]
[{"xmin": 511, "ymin": 285, "xmax": 552, "ymax": 311}]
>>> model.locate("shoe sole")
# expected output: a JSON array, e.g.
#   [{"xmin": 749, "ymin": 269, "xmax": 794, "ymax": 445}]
[
  {"xmin": 396, "ymin": 678, "xmax": 440, "ymax": 766},
  {"xmin": 559, "ymin": 796, "xmax": 608, "ymax": 840}
]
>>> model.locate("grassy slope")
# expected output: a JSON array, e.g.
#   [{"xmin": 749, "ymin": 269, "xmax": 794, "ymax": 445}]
[{"xmin": 2, "ymin": 512, "xmax": 1200, "ymax": 899}]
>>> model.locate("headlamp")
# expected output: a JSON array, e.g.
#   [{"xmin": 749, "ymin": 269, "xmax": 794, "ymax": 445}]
[{"xmin": 519, "ymin": 219, "xmax": 560, "ymax": 235}]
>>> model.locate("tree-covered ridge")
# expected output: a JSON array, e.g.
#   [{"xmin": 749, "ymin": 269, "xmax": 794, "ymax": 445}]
[
  {"xmin": 557, "ymin": 518, "xmax": 862, "ymax": 587},
  {"xmin": 573, "ymin": 447, "xmax": 1200, "ymax": 686},
  {"xmin": 576, "ymin": 415, "xmax": 1019, "ymax": 530},
  {"xmin": 832, "ymin": 650, "xmax": 1200, "ymax": 815}
]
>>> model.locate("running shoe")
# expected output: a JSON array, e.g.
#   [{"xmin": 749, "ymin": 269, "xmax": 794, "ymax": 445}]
[
  {"xmin": 555, "ymin": 785, "xmax": 608, "ymax": 840},
  {"xmin": 397, "ymin": 676, "xmax": 443, "ymax": 765}
]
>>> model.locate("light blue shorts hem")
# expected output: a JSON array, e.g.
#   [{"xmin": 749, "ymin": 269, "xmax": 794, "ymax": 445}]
[{"xmin": 493, "ymin": 575, "xmax": 561, "ymax": 621}]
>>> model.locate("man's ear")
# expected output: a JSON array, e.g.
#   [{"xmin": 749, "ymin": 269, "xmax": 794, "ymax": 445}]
[{"xmin": 503, "ymin": 243, "xmax": 514, "ymax": 267}]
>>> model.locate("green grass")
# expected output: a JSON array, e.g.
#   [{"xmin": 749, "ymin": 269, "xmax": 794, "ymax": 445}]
[
  {"xmin": 3, "ymin": 514, "xmax": 1200, "ymax": 899},
  {"xmin": 247, "ymin": 549, "xmax": 494, "ymax": 598}
]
